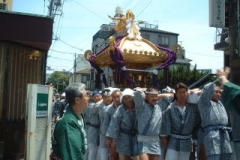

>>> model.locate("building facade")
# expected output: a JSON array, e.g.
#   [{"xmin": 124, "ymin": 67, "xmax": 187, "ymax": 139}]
[
  {"xmin": 76, "ymin": 54, "xmax": 91, "ymax": 72},
  {"xmin": 69, "ymin": 68, "xmax": 91, "ymax": 89},
  {"xmin": 0, "ymin": 0, "xmax": 12, "ymax": 11}
]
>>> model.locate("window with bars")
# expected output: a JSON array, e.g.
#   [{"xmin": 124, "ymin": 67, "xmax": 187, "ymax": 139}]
[
  {"xmin": 158, "ymin": 35, "xmax": 169, "ymax": 47},
  {"xmin": 0, "ymin": 3, "xmax": 8, "ymax": 10}
]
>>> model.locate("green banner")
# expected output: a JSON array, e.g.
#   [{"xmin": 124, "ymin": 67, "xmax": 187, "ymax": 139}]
[{"xmin": 36, "ymin": 93, "xmax": 48, "ymax": 117}]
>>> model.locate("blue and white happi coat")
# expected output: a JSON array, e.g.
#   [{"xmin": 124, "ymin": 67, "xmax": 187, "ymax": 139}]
[
  {"xmin": 102, "ymin": 103, "xmax": 118, "ymax": 136},
  {"xmin": 198, "ymin": 82, "xmax": 232, "ymax": 156},
  {"xmin": 106, "ymin": 104, "xmax": 136, "ymax": 157},
  {"xmin": 87, "ymin": 100, "xmax": 102, "ymax": 145},
  {"xmin": 133, "ymin": 91, "xmax": 171, "ymax": 155},
  {"xmin": 161, "ymin": 101, "xmax": 200, "ymax": 152},
  {"xmin": 98, "ymin": 102, "xmax": 110, "ymax": 148}
]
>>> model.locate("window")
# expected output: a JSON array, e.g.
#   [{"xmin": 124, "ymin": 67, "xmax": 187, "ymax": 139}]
[
  {"xmin": 0, "ymin": 3, "xmax": 8, "ymax": 10},
  {"xmin": 91, "ymin": 70, "xmax": 95, "ymax": 80},
  {"xmin": 81, "ymin": 75, "xmax": 90, "ymax": 83},
  {"xmin": 141, "ymin": 33, "xmax": 150, "ymax": 40},
  {"xmin": 158, "ymin": 35, "xmax": 169, "ymax": 47}
]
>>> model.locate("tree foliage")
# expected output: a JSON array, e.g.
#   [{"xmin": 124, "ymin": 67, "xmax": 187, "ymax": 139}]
[
  {"xmin": 158, "ymin": 64, "xmax": 213, "ymax": 89},
  {"xmin": 47, "ymin": 71, "xmax": 70, "ymax": 93}
]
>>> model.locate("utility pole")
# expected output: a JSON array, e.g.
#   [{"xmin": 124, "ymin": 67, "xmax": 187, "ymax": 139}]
[
  {"xmin": 48, "ymin": 0, "xmax": 62, "ymax": 18},
  {"xmin": 228, "ymin": 0, "xmax": 240, "ymax": 84},
  {"xmin": 48, "ymin": 0, "xmax": 54, "ymax": 17},
  {"xmin": 74, "ymin": 53, "xmax": 77, "ymax": 82}
]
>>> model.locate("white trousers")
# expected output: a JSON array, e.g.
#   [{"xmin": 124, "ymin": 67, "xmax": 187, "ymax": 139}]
[
  {"xmin": 88, "ymin": 143, "xmax": 98, "ymax": 160},
  {"xmin": 159, "ymin": 147, "xmax": 166, "ymax": 160},
  {"xmin": 98, "ymin": 147, "xmax": 109, "ymax": 160},
  {"xmin": 165, "ymin": 149, "xmax": 190, "ymax": 160}
]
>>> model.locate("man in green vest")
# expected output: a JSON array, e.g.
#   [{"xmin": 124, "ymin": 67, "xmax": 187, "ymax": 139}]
[
  {"xmin": 51, "ymin": 83, "xmax": 89, "ymax": 160},
  {"xmin": 217, "ymin": 67, "xmax": 240, "ymax": 160},
  {"xmin": 217, "ymin": 67, "xmax": 240, "ymax": 114}
]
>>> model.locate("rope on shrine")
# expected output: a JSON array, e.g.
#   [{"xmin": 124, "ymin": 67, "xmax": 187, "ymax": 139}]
[
  {"xmin": 89, "ymin": 56, "xmax": 109, "ymax": 88},
  {"xmin": 110, "ymin": 44, "xmax": 136, "ymax": 88}
]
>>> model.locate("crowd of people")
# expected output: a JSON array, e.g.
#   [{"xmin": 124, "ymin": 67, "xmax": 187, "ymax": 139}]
[{"xmin": 50, "ymin": 67, "xmax": 240, "ymax": 160}]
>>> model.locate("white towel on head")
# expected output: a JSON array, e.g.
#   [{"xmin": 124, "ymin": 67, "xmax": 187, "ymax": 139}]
[
  {"xmin": 187, "ymin": 92, "xmax": 200, "ymax": 104},
  {"xmin": 122, "ymin": 88, "xmax": 134, "ymax": 97},
  {"xmin": 120, "ymin": 88, "xmax": 134, "ymax": 103}
]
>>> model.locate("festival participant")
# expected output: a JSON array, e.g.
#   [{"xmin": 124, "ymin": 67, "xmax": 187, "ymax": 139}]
[
  {"xmin": 161, "ymin": 83, "xmax": 200, "ymax": 160},
  {"xmin": 106, "ymin": 88, "xmax": 139, "ymax": 160},
  {"xmin": 158, "ymin": 87, "xmax": 175, "ymax": 160},
  {"xmin": 133, "ymin": 87, "xmax": 173, "ymax": 160},
  {"xmin": 217, "ymin": 67, "xmax": 240, "ymax": 114},
  {"xmin": 187, "ymin": 88, "xmax": 207, "ymax": 160},
  {"xmin": 217, "ymin": 67, "xmax": 240, "ymax": 160},
  {"xmin": 83, "ymin": 91, "xmax": 94, "ymax": 160},
  {"xmin": 103, "ymin": 88, "xmax": 122, "ymax": 160},
  {"xmin": 98, "ymin": 88, "xmax": 114, "ymax": 160},
  {"xmin": 87, "ymin": 90, "xmax": 103, "ymax": 160},
  {"xmin": 198, "ymin": 80, "xmax": 232, "ymax": 159},
  {"xmin": 51, "ymin": 83, "xmax": 88, "ymax": 160}
]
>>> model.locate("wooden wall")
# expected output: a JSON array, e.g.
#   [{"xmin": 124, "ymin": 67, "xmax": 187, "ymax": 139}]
[{"xmin": 0, "ymin": 41, "xmax": 46, "ymax": 120}]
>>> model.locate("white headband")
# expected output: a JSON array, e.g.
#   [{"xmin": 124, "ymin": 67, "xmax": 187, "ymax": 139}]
[{"xmin": 145, "ymin": 91, "xmax": 159, "ymax": 95}]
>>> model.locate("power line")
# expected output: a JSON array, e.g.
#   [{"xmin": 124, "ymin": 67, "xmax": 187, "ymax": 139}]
[
  {"xmin": 135, "ymin": 0, "xmax": 149, "ymax": 14},
  {"xmin": 56, "ymin": 36, "xmax": 84, "ymax": 51},
  {"xmin": 136, "ymin": 0, "xmax": 155, "ymax": 18},
  {"xmin": 124, "ymin": 0, "xmax": 136, "ymax": 10},
  {"xmin": 187, "ymin": 51, "xmax": 222, "ymax": 57},
  {"xmin": 49, "ymin": 49, "xmax": 75, "ymax": 54},
  {"xmin": 67, "ymin": 66, "xmax": 74, "ymax": 72},
  {"xmin": 132, "ymin": 0, "xmax": 146, "ymax": 10},
  {"xmin": 48, "ymin": 55, "xmax": 74, "ymax": 62},
  {"xmin": 73, "ymin": 0, "xmax": 109, "ymax": 22}
]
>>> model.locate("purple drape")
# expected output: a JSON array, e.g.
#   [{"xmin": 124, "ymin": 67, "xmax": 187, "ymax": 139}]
[{"xmin": 89, "ymin": 56, "xmax": 109, "ymax": 88}]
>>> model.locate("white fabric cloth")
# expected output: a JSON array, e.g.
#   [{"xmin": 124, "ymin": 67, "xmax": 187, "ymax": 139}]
[
  {"xmin": 176, "ymin": 106, "xmax": 186, "ymax": 115},
  {"xmin": 120, "ymin": 88, "xmax": 134, "ymax": 103},
  {"xmin": 98, "ymin": 147, "xmax": 109, "ymax": 160},
  {"xmin": 187, "ymin": 92, "xmax": 200, "ymax": 104},
  {"xmin": 87, "ymin": 143, "xmax": 98, "ymax": 160},
  {"xmin": 159, "ymin": 147, "xmax": 166, "ymax": 160},
  {"xmin": 122, "ymin": 88, "xmax": 134, "ymax": 97},
  {"xmin": 165, "ymin": 149, "xmax": 190, "ymax": 160}
]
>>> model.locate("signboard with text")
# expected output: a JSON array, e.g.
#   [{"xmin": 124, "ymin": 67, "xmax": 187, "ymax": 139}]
[
  {"xmin": 36, "ymin": 93, "xmax": 48, "ymax": 117},
  {"xmin": 209, "ymin": 0, "xmax": 225, "ymax": 28}
]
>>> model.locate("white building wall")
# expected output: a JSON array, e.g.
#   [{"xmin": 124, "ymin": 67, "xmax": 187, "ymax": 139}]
[{"xmin": 76, "ymin": 54, "xmax": 91, "ymax": 72}]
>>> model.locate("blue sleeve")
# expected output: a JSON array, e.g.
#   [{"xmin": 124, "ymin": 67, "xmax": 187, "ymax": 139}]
[
  {"xmin": 199, "ymin": 82, "xmax": 214, "ymax": 108},
  {"xmin": 106, "ymin": 106, "xmax": 122, "ymax": 139},
  {"xmin": 102, "ymin": 108, "xmax": 111, "ymax": 135},
  {"xmin": 161, "ymin": 105, "xmax": 171, "ymax": 136},
  {"xmin": 133, "ymin": 91, "xmax": 145, "ymax": 111}
]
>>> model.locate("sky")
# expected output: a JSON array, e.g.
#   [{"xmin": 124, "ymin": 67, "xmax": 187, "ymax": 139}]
[{"xmin": 13, "ymin": 0, "xmax": 224, "ymax": 73}]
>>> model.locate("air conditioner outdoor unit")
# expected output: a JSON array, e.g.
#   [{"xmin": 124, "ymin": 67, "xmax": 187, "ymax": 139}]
[{"xmin": 0, "ymin": 2, "xmax": 8, "ymax": 10}]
